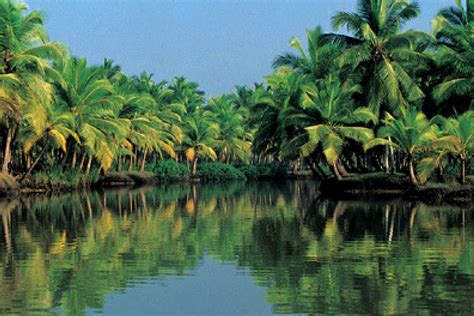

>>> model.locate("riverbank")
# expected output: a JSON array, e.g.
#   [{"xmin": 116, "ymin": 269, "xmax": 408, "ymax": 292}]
[
  {"xmin": 0, "ymin": 164, "xmax": 312, "ymax": 196},
  {"xmin": 319, "ymin": 173, "xmax": 473, "ymax": 205}
]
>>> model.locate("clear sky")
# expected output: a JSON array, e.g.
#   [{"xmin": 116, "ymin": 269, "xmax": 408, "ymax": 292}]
[{"xmin": 27, "ymin": 0, "xmax": 453, "ymax": 97}]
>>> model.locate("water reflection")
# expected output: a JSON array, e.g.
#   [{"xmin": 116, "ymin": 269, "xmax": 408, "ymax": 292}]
[{"xmin": 0, "ymin": 181, "xmax": 472, "ymax": 314}]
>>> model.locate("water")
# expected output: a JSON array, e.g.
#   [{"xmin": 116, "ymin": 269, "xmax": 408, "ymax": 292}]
[{"xmin": 0, "ymin": 181, "xmax": 473, "ymax": 315}]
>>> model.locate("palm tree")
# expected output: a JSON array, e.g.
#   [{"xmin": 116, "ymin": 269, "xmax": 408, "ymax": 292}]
[
  {"xmin": 251, "ymin": 67, "xmax": 307, "ymax": 160},
  {"xmin": 54, "ymin": 57, "xmax": 127, "ymax": 174},
  {"xmin": 431, "ymin": 0, "xmax": 473, "ymax": 111},
  {"xmin": 429, "ymin": 111, "xmax": 474, "ymax": 184},
  {"xmin": 273, "ymin": 26, "xmax": 339, "ymax": 81},
  {"xmin": 0, "ymin": 0, "xmax": 63, "ymax": 173},
  {"xmin": 19, "ymin": 103, "xmax": 77, "ymax": 180},
  {"xmin": 208, "ymin": 94, "xmax": 252, "ymax": 163},
  {"xmin": 116, "ymin": 78, "xmax": 176, "ymax": 172},
  {"xmin": 298, "ymin": 76, "xmax": 377, "ymax": 180},
  {"xmin": 366, "ymin": 107, "xmax": 438, "ymax": 186},
  {"xmin": 183, "ymin": 111, "xmax": 219, "ymax": 176},
  {"xmin": 326, "ymin": 0, "xmax": 430, "ymax": 116}
]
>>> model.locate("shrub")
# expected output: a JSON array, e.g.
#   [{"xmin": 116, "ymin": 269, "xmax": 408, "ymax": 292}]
[
  {"xmin": 28, "ymin": 167, "xmax": 99, "ymax": 189},
  {"xmin": 238, "ymin": 162, "xmax": 288, "ymax": 179},
  {"xmin": 238, "ymin": 164, "xmax": 259, "ymax": 180},
  {"xmin": 198, "ymin": 162, "xmax": 246, "ymax": 181},
  {"xmin": 151, "ymin": 160, "xmax": 190, "ymax": 182},
  {"xmin": 0, "ymin": 173, "xmax": 19, "ymax": 195}
]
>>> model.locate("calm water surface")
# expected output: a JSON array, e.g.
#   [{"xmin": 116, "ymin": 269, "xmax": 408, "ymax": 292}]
[{"xmin": 0, "ymin": 181, "xmax": 473, "ymax": 315}]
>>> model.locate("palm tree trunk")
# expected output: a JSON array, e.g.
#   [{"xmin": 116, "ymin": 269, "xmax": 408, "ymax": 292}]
[
  {"xmin": 20, "ymin": 139, "xmax": 50, "ymax": 181},
  {"xmin": 140, "ymin": 147, "xmax": 148, "ymax": 172},
  {"xmin": 118, "ymin": 154, "xmax": 122, "ymax": 172},
  {"xmin": 128, "ymin": 155, "xmax": 133, "ymax": 172},
  {"xmin": 388, "ymin": 136, "xmax": 395, "ymax": 174},
  {"xmin": 79, "ymin": 152, "xmax": 86, "ymax": 171},
  {"xmin": 2, "ymin": 128, "xmax": 13, "ymax": 173},
  {"xmin": 71, "ymin": 148, "xmax": 77, "ymax": 169},
  {"xmin": 134, "ymin": 148, "xmax": 139, "ymax": 168},
  {"xmin": 85, "ymin": 155, "xmax": 93, "ymax": 175},
  {"xmin": 192, "ymin": 157, "xmax": 198, "ymax": 177},
  {"xmin": 460, "ymin": 156, "xmax": 466, "ymax": 184},
  {"xmin": 408, "ymin": 156, "xmax": 418, "ymax": 186},
  {"xmin": 336, "ymin": 161, "xmax": 348, "ymax": 177},
  {"xmin": 332, "ymin": 161, "xmax": 342, "ymax": 181}
]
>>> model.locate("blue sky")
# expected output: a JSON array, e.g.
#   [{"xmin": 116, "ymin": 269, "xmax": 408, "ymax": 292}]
[{"xmin": 28, "ymin": 0, "xmax": 453, "ymax": 96}]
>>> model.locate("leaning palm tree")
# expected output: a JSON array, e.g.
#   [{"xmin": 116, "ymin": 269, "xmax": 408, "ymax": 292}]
[
  {"xmin": 431, "ymin": 0, "xmax": 473, "ymax": 110},
  {"xmin": 54, "ymin": 57, "xmax": 127, "ymax": 174},
  {"xmin": 19, "ymin": 103, "xmax": 77, "ymax": 180},
  {"xmin": 426, "ymin": 111, "xmax": 474, "ymax": 184},
  {"xmin": 326, "ymin": 0, "xmax": 430, "ymax": 116},
  {"xmin": 183, "ymin": 112, "xmax": 219, "ymax": 176},
  {"xmin": 298, "ymin": 76, "xmax": 377, "ymax": 180},
  {"xmin": 366, "ymin": 107, "xmax": 438, "ymax": 186},
  {"xmin": 0, "ymin": 0, "xmax": 63, "ymax": 173}
]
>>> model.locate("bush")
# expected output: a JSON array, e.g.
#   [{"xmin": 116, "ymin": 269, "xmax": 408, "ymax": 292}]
[
  {"xmin": 0, "ymin": 173, "xmax": 19, "ymax": 195},
  {"xmin": 238, "ymin": 162, "xmax": 288, "ymax": 180},
  {"xmin": 198, "ymin": 162, "xmax": 246, "ymax": 181},
  {"xmin": 28, "ymin": 167, "xmax": 99, "ymax": 189},
  {"xmin": 238, "ymin": 164, "xmax": 259, "ymax": 180},
  {"xmin": 151, "ymin": 160, "xmax": 190, "ymax": 182}
]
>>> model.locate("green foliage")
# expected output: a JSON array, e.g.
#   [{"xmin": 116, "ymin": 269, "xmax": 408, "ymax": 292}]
[
  {"xmin": 198, "ymin": 162, "xmax": 246, "ymax": 181},
  {"xmin": 27, "ymin": 167, "xmax": 99, "ymax": 189},
  {"xmin": 151, "ymin": 160, "xmax": 190, "ymax": 182},
  {"xmin": 238, "ymin": 162, "xmax": 288, "ymax": 180}
]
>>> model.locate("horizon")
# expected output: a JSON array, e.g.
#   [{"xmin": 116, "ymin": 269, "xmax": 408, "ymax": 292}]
[{"xmin": 28, "ymin": 0, "xmax": 453, "ymax": 97}]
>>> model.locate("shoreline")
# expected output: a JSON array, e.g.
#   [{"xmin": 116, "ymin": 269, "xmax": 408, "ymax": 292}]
[
  {"xmin": 319, "ymin": 173, "xmax": 473, "ymax": 206},
  {"xmin": 2, "ymin": 171, "xmax": 473, "ymax": 206}
]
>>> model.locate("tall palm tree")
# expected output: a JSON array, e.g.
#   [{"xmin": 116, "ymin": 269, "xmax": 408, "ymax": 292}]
[
  {"xmin": 298, "ymin": 76, "xmax": 377, "ymax": 180},
  {"xmin": 0, "ymin": 0, "xmax": 63, "ymax": 173},
  {"xmin": 208, "ymin": 94, "xmax": 252, "ymax": 163},
  {"xmin": 183, "ymin": 111, "xmax": 219, "ymax": 176},
  {"xmin": 54, "ymin": 57, "xmax": 127, "ymax": 174},
  {"xmin": 431, "ymin": 0, "xmax": 473, "ymax": 111},
  {"xmin": 366, "ymin": 107, "xmax": 438, "ymax": 186},
  {"xmin": 273, "ymin": 26, "xmax": 339, "ymax": 81},
  {"xmin": 326, "ymin": 0, "xmax": 430, "ymax": 116},
  {"xmin": 116, "ymin": 77, "xmax": 176, "ymax": 171},
  {"xmin": 251, "ymin": 67, "xmax": 307, "ymax": 159}
]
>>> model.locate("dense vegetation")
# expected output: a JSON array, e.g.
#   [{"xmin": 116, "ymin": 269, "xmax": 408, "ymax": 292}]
[{"xmin": 0, "ymin": 0, "xmax": 472, "ymax": 188}]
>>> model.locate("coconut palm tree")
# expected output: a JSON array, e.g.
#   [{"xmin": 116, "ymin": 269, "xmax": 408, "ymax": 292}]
[
  {"xmin": 326, "ymin": 0, "xmax": 430, "ymax": 116},
  {"xmin": 54, "ymin": 57, "xmax": 127, "ymax": 174},
  {"xmin": 183, "ymin": 111, "xmax": 219, "ymax": 176},
  {"xmin": 428, "ymin": 111, "xmax": 474, "ymax": 184},
  {"xmin": 298, "ymin": 75, "xmax": 377, "ymax": 180},
  {"xmin": 366, "ymin": 107, "xmax": 438, "ymax": 186},
  {"xmin": 251, "ymin": 67, "xmax": 308, "ymax": 160},
  {"xmin": 0, "ymin": 0, "xmax": 63, "ymax": 173},
  {"xmin": 19, "ymin": 103, "xmax": 77, "ymax": 180},
  {"xmin": 273, "ymin": 26, "xmax": 340, "ymax": 81},
  {"xmin": 116, "ymin": 78, "xmax": 176, "ymax": 171},
  {"xmin": 208, "ymin": 94, "xmax": 252, "ymax": 163},
  {"xmin": 431, "ymin": 0, "xmax": 473, "ymax": 111}
]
